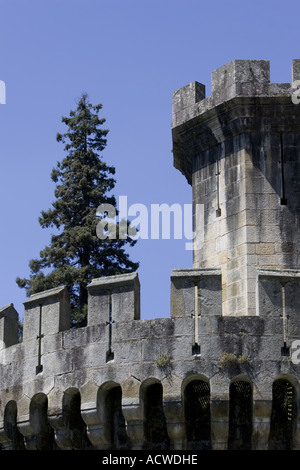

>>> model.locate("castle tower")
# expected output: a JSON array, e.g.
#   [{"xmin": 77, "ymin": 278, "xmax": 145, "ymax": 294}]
[{"xmin": 172, "ymin": 59, "xmax": 300, "ymax": 317}]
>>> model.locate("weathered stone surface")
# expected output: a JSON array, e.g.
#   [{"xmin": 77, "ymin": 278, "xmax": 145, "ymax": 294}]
[
  {"xmin": 23, "ymin": 286, "xmax": 70, "ymax": 341},
  {"xmin": 0, "ymin": 304, "xmax": 18, "ymax": 348},
  {"xmin": 87, "ymin": 273, "xmax": 140, "ymax": 325}
]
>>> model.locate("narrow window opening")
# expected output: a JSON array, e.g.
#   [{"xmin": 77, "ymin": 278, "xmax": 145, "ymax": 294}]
[
  {"xmin": 280, "ymin": 134, "xmax": 287, "ymax": 205},
  {"xmin": 184, "ymin": 380, "xmax": 211, "ymax": 450},
  {"xmin": 144, "ymin": 383, "xmax": 170, "ymax": 450},
  {"xmin": 106, "ymin": 290, "xmax": 114, "ymax": 362},
  {"xmin": 228, "ymin": 380, "xmax": 252, "ymax": 450},
  {"xmin": 106, "ymin": 386, "xmax": 130, "ymax": 450},
  {"xmin": 4, "ymin": 401, "xmax": 25, "ymax": 450},
  {"xmin": 281, "ymin": 283, "xmax": 290, "ymax": 356},
  {"xmin": 216, "ymin": 157, "xmax": 221, "ymax": 217},
  {"xmin": 192, "ymin": 283, "xmax": 201, "ymax": 356},
  {"xmin": 63, "ymin": 389, "xmax": 90, "ymax": 450},
  {"xmin": 269, "ymin": 379, "xmax": 297, "ymax": 450},
  {"xmin": 36, "ymin": 304, "xmax": 44, "ymax": 374},
  {"xmin": 27, "ymin": 394, "xmax": 55, "ymax": 450}
]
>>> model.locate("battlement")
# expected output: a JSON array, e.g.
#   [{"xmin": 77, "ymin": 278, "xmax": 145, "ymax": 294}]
[
  {"xmin": 172, "ymin": 59, "xmax": 300, "ymax": 129},
  {"xmin": 0, "ymin": 269, "xmax": 300, "ymax": 450},
  {"xmin": 1, "ymin": 268, "xmax": 300, "ymax": 352}
]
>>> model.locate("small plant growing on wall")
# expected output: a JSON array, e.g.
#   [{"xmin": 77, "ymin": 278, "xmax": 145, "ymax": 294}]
[
  {"xmin": 219, "ymin": 352, "xmax": 249, "ymax": 370},
  {"xmin": 219, "ymin": 352, "xmax": 238, "ymax": 369},
  {"xmin": 155, "ymin": 353, "xmax": 171, "ymax": 368},
  {"xmin": 238, "ymin": 354, "xmax": 250, "ymax": 364}
]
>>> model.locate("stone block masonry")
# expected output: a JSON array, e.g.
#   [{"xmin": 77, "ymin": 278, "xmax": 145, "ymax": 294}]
[
  {"xmin": 0, "ymin": 266, "xmax": 299, "ymax": 450},
  {"xmin": 0, "ymin": 59, "xmax": 300, "ymax": 451},
  {"xmin": 172, "ymin": 59, "xmax": 300, "ymax": 317}
]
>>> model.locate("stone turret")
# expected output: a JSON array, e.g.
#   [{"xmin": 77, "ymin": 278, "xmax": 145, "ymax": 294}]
[{"xmin": 172, "ymin": 59, "xmax": 300, "ymax": 317}]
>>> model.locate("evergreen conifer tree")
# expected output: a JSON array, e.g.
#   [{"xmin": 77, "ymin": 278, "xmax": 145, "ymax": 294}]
[{"xmin": 16, "ymin": 93, "xmax": 139, "ymax": 326}]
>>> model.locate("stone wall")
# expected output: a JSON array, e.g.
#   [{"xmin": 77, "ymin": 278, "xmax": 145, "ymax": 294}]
[{"xmin": 0, "ymin": 269, "xmax": 300, "ymax": 450}]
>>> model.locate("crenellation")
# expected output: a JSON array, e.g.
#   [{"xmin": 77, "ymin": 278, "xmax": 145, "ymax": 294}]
[
  {"xmin": 172, "ymin": 59, "xmax": 300, "ymax": 133},
  {"xmin": 292, "ymin": 59, "xmax": 300, "ymax": 82},
  {"xmin": 23, "ymin": 286, "xmax": 70, "ymax": 343},
  {"xmin": 87, "ymin": 272, "xmax": 140, "ymax": 326},
  {"xmin": 211, "ymin": 59, "xmax": 271, "ymax": 102},
  {"xmin": 172, "ymin": 81, "xmax": 205, "ymax": 115},
  {"xmin": 0, "ymin": 303, "xmax": 18, "ymax": 349}
]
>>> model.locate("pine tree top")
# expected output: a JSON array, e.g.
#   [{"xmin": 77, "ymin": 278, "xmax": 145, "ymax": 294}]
[{"xmin": 16, "ymin": 93, "xmax": 139, "ymax": 326}]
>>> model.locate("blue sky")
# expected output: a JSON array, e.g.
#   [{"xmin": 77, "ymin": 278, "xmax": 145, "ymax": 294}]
[{"xmin": 0, "ymin": 0, "xmax": 300, "ymax": 322}]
